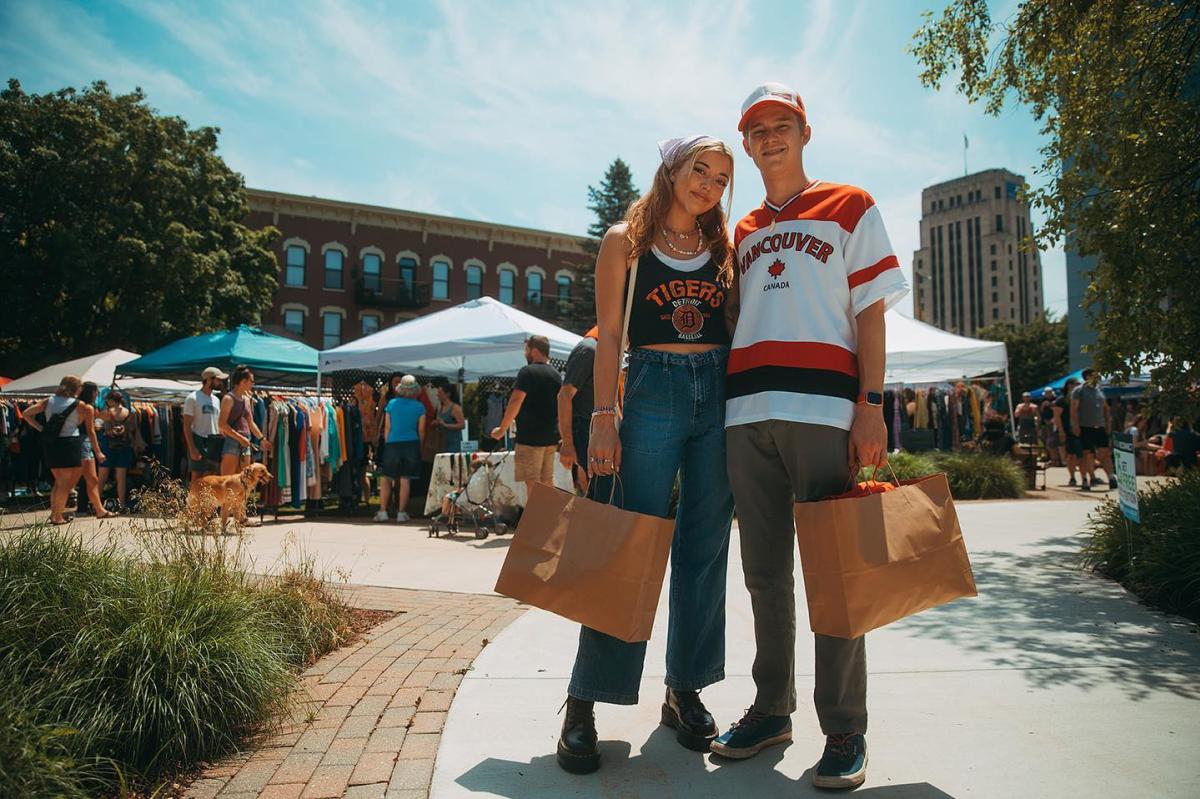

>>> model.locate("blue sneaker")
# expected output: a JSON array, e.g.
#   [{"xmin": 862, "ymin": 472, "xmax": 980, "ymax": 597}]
[
  {"xmin": 813, "ymin": 732, "xmax": 868, "ymax": 789},
  {"xmin": 709, "ymin": 708, "xmax": 792, "ymax": 759}
]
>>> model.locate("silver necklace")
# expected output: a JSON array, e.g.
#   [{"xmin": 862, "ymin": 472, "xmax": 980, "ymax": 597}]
[{"xmin": 662, "ymin": 220, "xmax": 704, "ymax": 257}]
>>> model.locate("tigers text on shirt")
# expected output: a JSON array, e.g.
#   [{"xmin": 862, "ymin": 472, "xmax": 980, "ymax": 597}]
[{"xmin": 726, "ymin": 181, "xmax": 910, "ymax": 431}]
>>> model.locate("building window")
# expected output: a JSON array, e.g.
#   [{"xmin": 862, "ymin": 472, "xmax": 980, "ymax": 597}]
[
  {"xmin": 322, "ymin": 311, "xmax": 342, "ymax": 349},
  {"xmin": 930, "ymin": 201, "xmax": 936, "ymax": 213},
  {"xmin": 324, "ymin": 249, "xmax": 344, "ymax": 290},
  {"xmin": 286, "ymin": 246, "xmax": 306, "ymax": 286},
  {"xmin": 398, "ymin": 257, "xmax": 416, "ymax": 290},
  {"xmin": 991, "ymin": 276, "xmax": 997, "ymax": 287},
  {"xmin": 362, "ymin": 253, "xmax": 381, "ymax": 292},
  {"xmin": 283, "ymin": 309, "xmax": 304, "ymax": 335},
  {"xmin": 995, "ymin": 215, "xmax": 1004, "ymax": 233},
  {"xmin": 994, "ymin": 186, "xmax": 1001, "ymax": 199},
  {"xmin": 992, "ymin": 291, "xmax": 998, "ymax": 302},
  {"xmin": 432, "ymin": 260, "xmax": 449, "ymax": 300},
  {"xmin": 938, "ymin": 199, "xmax": 944, "ymax": 211},
  {"xmin": 499, "ymin": 268, "xmax": 516, "ymax": 304},
  {"xmin": 527, "ymin": 272, "xmax": 543, "ymax": 306},
  {"xmin": 557, "ymin": 274, "xmax": 572, "ymax": 301},
  {"xmin": 361, "ymin": 314, "xmax": 380, "ymax": 336},
  {"xmin": 993, "ymin": 308, "xmax": 999, "ymax": 319},
  {"xmin": 466, "ymin": 265, "xmax": 483, "ymax": 300}
]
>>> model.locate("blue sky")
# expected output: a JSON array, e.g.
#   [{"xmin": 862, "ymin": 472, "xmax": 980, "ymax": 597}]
[{"xmin": 0, "ymin": 0, "xmax": 1067, "ymax": 317}]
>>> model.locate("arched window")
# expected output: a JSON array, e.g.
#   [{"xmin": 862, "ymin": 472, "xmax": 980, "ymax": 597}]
[
  {"xmin": 527, "ymin": 272, "xmax": 543, "ymax": 307},
  {"xmin": 362, "ymin": 253, "xmax": 381, "ymax": 292},
  {"xmin": 557, "ymin": 274, "xmax": 572, "ymax": 301},
  {"xmin": 282, "ymin": 307, "xmax": 305, "ymax": 335},
  {"xmin": 286, "ymin": 245, "xmax": 306, "ymax": 286},
  {"xmin": 432, "ymin": 259, "xmax": 450, "ymax": 300},
  {"xmin": 361, "ymin": 314, "xmax": 380, "ymax": 336},
  {"xmin": 398, "ymin": 257, "xmax": 417, "ymax": 296},
  {"xmin": 322, "ymin": 310, "xmax": 343, "ymax": 349},
  {"xmin": 324, "ymin": 249, "xmax": 344, "ymax": 289},
  {"xmin": 498, "ymin": 268, "xmax": 516, "ymax": 305},
  {"xmin": 466, "ymin": 265, "xmax": 483, "ymax": 300}
]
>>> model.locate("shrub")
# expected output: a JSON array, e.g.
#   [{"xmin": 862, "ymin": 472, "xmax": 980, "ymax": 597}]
[
  {"xmin": 1081, "ymin": 470, "xmax": 1200, "ymax": 622},
  {"xmin": 861, "ymin": 450, "xmax": 1026, "ymax": 499},
  {"xmin": 0, "ymin": 487, "xmax": 355, "ymax": 795}
]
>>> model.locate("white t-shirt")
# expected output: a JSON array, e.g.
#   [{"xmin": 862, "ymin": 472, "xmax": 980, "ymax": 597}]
[
  {"xmin": 727, "ymin": 181, "xmax": 910, "ymax": 431},
  {"xmin": 183, "ymin": 389, "xmax": 220, "ymax": 436}
]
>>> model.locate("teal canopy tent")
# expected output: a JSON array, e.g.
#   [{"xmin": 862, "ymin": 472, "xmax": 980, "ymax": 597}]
[{"xmin": 117, "ymin": 326, "xmax": 318, "ymax": 387}]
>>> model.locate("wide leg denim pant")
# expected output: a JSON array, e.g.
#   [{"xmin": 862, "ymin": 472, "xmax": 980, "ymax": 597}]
[{"xmin": 568, "ymin": 347, "xmax": 735, "ymax": 705}]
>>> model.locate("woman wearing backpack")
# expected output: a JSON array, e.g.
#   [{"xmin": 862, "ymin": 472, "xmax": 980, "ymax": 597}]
[
  {"xmin": 97, "ymin": 390, "xmax": 134, "ymax": 511},
  {"xmin": 21, "ymin": 375, "xmax": 85, "ymax": 524}
]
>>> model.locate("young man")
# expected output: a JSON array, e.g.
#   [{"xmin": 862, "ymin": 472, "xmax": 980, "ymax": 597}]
[
  {"xmin": 183, "ymin": 366, "xmax": 226, "ymax": 482},
  {"xmin": 714, "ymin": 83, "xmax": 909, "ymax": 790},
  {"xmin": 557, "ymin": 326, "xmax": 598, "ymax": 494},
  {"xmin": 1071, "ymin": 368, "xmax": 1117, "ymax": 491},
  {"xmin": 490, "ymin": 335, "xmax": 561, "ymax": 500},
  {"xmin": 1053, "ymin": 377, "xmax": 1082, "ymax": 485}
]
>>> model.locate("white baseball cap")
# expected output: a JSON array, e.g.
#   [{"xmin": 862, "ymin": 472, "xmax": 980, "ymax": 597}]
[
  {"xmin": 202, "ymin": 366, "xmax": 229, "ymax": 380},
  {"xmin": 739, "ymin": 82, "xmax": 807, "ymax": 132}
]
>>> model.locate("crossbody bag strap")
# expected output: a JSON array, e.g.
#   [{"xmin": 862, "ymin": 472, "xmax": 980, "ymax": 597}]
[{"xmin": 614, "ymin": 252, "xmax": 640, "ymax": 421}]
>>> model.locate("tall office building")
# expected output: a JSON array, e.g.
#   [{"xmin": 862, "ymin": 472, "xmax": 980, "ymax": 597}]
[{"xmin": 911, "ymin": 168, "xmax": 1044, "ymax": 337}]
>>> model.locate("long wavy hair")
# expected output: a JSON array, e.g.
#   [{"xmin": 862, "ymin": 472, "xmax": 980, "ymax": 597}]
[{"xmin": 624, "ymin": 138, "xmax": 736, "ymax": 287}]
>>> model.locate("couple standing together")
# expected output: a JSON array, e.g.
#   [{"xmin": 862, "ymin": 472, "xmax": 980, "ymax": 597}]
[{"xmin": 558, "ymin": 83, "xmax": 909, "ymax": 790}]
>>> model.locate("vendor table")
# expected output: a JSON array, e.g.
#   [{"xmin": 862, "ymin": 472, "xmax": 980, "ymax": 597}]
[{"xmin": 424, "ymin": 450, "xmax": 573, "ymax": 516}]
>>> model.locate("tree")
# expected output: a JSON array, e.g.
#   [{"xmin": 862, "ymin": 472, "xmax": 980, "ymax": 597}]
[
  {"xmin": 911, "ymin": 1, "xmax": 1200, "ymax": 414},
  {"xmin": 555, "ymin": 158, "xmax": 641, "ymax": 333},
  {"xmin": 977, "ymin": 311, "xmax": 1068, "ymax": 396},
  {"xmin": 0, "ymin": 80, "xmax": 279, "ymax": 377}
]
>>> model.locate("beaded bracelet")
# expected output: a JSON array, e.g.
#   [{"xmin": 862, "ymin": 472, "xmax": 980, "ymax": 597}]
[{"xmin": 591, "ymin": 407, "xmax": 618, "ymax": 418}]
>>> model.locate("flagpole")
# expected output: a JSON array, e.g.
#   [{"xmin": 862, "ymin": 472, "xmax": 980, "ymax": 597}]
[{"xmin": 963, "ymin": 132, "xmax": 968, "ymax": 176}]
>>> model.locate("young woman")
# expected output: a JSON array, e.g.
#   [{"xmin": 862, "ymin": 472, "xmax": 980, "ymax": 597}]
[
  {"xmin": 219, "ymin": 364, "xmax": 269, "ymax": 475},
  {"xmin": 375, "ymin": 375, "xmax": 426, "ymax": 523},
  {"xmin": 433, "ymin": 381, "xmax": 466, "ymax": 453},
  {"xmin": 75, "ymin": 382, "xmax": 118, "ymax": 519},
  {"xmin": 22, "ymin": 375, "xmax": 85, "ymax": 525},
  {"xmin": 557, "ymin": 135, "xmax": 736, "ymax": 774},
  {"xmin": 97, "ymin": 390, "xmax": 134, "ymax": 510}
]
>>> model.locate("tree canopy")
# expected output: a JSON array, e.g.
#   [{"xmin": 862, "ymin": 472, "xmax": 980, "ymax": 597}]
[
  {"xmin": 911, "ymin": 0, "xmax": 1200, "ymax": 414},
  {"xmin": 0, "ymin": 80, "xmax": 279, "ymax": 377},
  {"xmin": 977, "ymin": 312, "xmax": 1068, "ymax": 396}
]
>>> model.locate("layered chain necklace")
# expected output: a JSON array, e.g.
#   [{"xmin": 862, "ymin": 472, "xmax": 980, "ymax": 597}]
[{"xmin": 661, "ymin": 219, "xmax": 705, "ymax": 257}]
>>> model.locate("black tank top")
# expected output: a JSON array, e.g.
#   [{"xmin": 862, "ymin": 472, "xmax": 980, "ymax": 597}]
[{"xmin": 626, "ymin": 248, "xmax": 731, "ymax": 348}]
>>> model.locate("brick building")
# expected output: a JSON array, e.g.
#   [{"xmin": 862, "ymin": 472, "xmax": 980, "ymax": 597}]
[{"xmin": 245, "ymin": 188, "xmax": 593, "ymax": 351}]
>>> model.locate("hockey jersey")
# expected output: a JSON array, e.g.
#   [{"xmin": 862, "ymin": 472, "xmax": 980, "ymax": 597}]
[{"xmin": 726, "ymin": 181, "xmax": 909, "ymax": 431}]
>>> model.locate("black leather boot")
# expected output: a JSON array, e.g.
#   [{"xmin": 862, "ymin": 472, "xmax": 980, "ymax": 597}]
[
  {"xmin": 660, "ymin": 687, "xmax": 718, "ymax": 751},
  {"xmin": 557, "ymin": 696, "xmax": 600, "ymax": 774}
]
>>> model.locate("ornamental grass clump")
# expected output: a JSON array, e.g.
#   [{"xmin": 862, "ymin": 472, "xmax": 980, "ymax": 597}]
[
  {"xmin": 1082, "ymin": 469, "xmax": 1200, "ymax": 623},
  {"xmin": 0, "ymin": 480, "xmax": 354, "ymax": 794},
  {"xmin": 861, "ymin": 449, "xmax": 1026, "ymax": 499}
]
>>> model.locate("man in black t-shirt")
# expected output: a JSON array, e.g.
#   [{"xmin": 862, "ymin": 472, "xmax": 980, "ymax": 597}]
[
  {"xmin": 1052, "ymin": 377, "xmax": 1082, "ymax": 486},
  {"xmin": 491, "ymin": 335, "xmax": 562, "ymax": 500},
  {"xmin": 558, "ymin": 327, "xmax": 597, "ymax": 493}
]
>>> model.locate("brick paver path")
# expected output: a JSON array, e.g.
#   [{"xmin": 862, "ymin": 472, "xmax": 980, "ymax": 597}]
[{"xmin": 186, "ymin": 586, "xmax": 526, "ymax": 799}]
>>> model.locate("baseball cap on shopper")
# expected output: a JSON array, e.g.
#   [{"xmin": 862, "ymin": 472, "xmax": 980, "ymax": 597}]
[
  {"xmin": 738, "ymin": 82, "xmax": 807, "ymax": 132},
  {"xmin": 202, "ymin": 366, "xmax": 229, "ymax": 380}
]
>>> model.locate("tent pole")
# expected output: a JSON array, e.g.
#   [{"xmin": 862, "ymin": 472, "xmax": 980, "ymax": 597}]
[
  {"xmin": 1004, "ymin": 366, "xmax": 1016, "ymax": 438},
  {"xmin": 316, "ymin": 364, "xmax": 322, "ymax": 398},
  {"xmin": 458, "ymin": 366, "xmax": 466, "ymax": 441}
]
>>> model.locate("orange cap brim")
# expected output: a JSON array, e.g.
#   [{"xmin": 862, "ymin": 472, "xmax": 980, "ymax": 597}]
[{"xmin": 738, "ymin": 98, "xmax": 807, "ymax": 132}]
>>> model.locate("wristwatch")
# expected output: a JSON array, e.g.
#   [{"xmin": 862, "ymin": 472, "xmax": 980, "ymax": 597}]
[{"xmin": 856, "ymin": 391, "xmax": 884, "ymax": 407}]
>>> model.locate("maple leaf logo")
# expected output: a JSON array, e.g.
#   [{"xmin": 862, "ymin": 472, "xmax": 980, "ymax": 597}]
[{"xmin": 767, "ymin": 259, "xmax": 786, "ymax": 278}]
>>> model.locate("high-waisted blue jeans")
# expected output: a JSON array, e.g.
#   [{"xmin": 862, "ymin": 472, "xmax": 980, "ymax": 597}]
[{"xmin": 568, "ymin": 347, "xmax": 734, "ymax": 704}]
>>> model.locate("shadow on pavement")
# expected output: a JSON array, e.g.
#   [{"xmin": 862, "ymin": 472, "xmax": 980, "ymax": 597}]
[
  {"xmin": 895, "ymin": 534, "xmax": 1200, "ymax": 701},
  {"xmin": 456, "ymin": 726, "xmax": 958, "ymax": 798}
]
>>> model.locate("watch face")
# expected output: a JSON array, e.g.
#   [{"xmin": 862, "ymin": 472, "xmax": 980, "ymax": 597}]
[{"xmin": 867, "ymin": 392, "xmax": 883, "ymax": 405}]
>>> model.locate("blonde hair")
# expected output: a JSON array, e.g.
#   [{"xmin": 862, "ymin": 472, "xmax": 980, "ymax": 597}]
[
  {"xmin": 624, "ymin": 139, "xmax": 736, "ymax": 287},
  {"xmin": 55, "ymin": 375, "xmax": 82, "ymax": 397}
]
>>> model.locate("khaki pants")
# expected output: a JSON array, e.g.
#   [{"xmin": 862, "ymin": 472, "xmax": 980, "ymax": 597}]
[
  {"xmin": 727, "ymin": 420, "xmax": 868, "ymax": 735},
  {"xmin": 514, "ymin": 443, "xmax": 556, "ymax": 484}
]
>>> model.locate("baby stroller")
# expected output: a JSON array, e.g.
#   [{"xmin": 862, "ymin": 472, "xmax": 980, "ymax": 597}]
[{"xmin": 428, "ymin": 453, "xmax": 514, "ymax": 540}]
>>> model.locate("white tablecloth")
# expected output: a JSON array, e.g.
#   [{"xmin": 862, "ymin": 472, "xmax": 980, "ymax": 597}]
[{"xmin": 423, "ymin": 451, "xmax": 573, "ymax": 515}]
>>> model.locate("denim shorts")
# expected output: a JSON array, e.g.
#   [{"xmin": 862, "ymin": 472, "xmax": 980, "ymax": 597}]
[
  {"xmin": 381, "ymin": 441, "xmax": 421, "ymax": 480},
  {"xmin": 222, "ymin": 436, "xmax": 251, "ymax": 458}
]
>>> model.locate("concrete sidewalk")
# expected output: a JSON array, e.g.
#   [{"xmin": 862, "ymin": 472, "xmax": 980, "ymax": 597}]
[{"xmin": 434, "ymin": 500, "xmax": 1200, "ymax": 799}]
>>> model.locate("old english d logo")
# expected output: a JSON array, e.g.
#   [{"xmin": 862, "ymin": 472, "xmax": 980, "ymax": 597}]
[{"xmin": 768, "ymin": 259, "xmax": 786, "ymax": 278}]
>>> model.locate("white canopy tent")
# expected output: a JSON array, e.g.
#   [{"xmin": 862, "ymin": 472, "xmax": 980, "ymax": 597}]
[
  {"xmin": 318, "ymin": 297, "xmax": 583, "ymax": 380},
  {"xmin": 884, "ymin": 310, "xmax": 1008, "ymax": 386},
  {"xmin": 1, "ymin": 349, "xmax": 199, "ymax": 399}
]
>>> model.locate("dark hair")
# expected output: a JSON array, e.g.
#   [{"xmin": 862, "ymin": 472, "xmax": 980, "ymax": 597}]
[
  {"xmin": 1081, "ymin": 368, "xmax": 1095, "ymax": 380},
  {"xmin": 387, "ymin": 371, "xmax": 404, "ymax": 386},
  {"xmin": 79, "ymin": 382, "xmax": 99, "ymax": 405},
  {"xmin": 440, "ymin": 384, "xmax": 460, "ymax": 404},
  {"xmin": 231, "ymin": 364, "xmax": 254, "ymax": 388},
  {"xmin": 526, "ymin": 335, "xmax": 550, "ymax": 357},
  {"xmin": 104, "ymin": 390, "xmax": 125, "ymax": 406}
]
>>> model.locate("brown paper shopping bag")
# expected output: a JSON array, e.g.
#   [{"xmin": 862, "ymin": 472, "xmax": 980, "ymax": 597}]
[
  {"xmin": 793, "ymin": 472, "xmax": 977, "ymax": 639},
  {"xmin": 494, "ymin": 481, "xmax": 675, "ymax": 642}
]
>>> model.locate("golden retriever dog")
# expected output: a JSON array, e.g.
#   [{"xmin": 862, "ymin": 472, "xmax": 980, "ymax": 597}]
[{"xmin": 188, "ymin": 462, "xmax": 273, "ymax": 533}]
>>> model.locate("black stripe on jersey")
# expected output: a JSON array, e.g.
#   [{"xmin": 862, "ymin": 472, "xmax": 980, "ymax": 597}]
[{"xmin": 726, "ymin": 366, "xmax": 859, "ymax": 401}]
